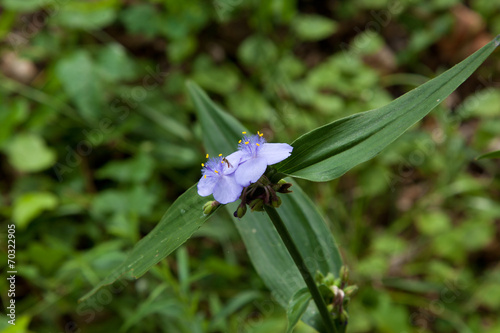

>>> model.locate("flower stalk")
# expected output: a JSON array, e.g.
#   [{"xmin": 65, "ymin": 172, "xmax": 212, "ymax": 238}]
[{"xmin": 264, "ymin": 205, "xmax": 338, "ymax": 333}]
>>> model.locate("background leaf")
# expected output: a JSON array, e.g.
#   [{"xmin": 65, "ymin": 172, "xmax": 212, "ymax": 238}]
[
  {"xmin": 55, "ymin": 50, "xmax": 104, "ymax": 122},
  {"xmin": 275, "ymin": 36, "xmax": 500, "ymax": 181},
  {"xmin": 4, "ymin": 133, "xmax": 56, "ymax": 172}
]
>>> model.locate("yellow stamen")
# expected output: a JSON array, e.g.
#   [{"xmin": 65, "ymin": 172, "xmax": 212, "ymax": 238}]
[
  {"xmin": 238, "ymin": 140, "xmax": 242, "ymax": 143},
  {"xmin": 204, "ymin": 175, "xmax": 206, "ymax": 178},
  {"xmin": 219, "ymin": 153, "xmax": 222, "ymax": 156},
  {"xmin": 201, "ymin": 163, "xmax": 204, "ymax": 167},
  {"xmin": 214, "ymin": 170, "xmax": 219, "ymax": 174},
  {"xmin": 242, "ymin": 131, "xmax": 246, "ymax": 134},
  {"xmin": 206, "ymin": 154, "xmax": 209, "ymax": 158},
  {"xmin": 259, "ymin": 132, "xmax": 263, "ymax": 137},
  {"xmin": 245, "ymin": 141, "xmax": 249, "ymax": 144},
  {"xmin": 256, "ymin": 143, "xmax": 260, "ymax": 146}
]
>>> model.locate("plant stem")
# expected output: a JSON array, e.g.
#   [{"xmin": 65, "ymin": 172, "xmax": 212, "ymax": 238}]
[{"xmin": 264, "ymin": 206, "xmax": 337, "ymax": 333}]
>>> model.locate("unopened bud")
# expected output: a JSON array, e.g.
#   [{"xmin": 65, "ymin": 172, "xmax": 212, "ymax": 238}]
[
  {"xmin": 324, "ymin": 272, "xmax": 335, "ymax": 286},
  {"xmin": 340, "ymin": 266, "xmax": 349, "ymax": 285},
  {"xmin": 277, "ymin": 182, "xmax": 293, "ymax": 193},
  {"xmin": 271, "ymin": 195, "xmax": 282, "ymax": 208},
  {"xmin": 249, "ymin": 199, "xmax": 264, "ymax": 212},
  {"xmin": 234, "ymin": 204, "xmax": 247, "ymax": 218},
  {"xmin": 203, "ymin": 200, "xmax": 219, "ymax": 215},
  {"xmin": 315, "ymin": 271, "xmax": 325, "ymax": 283},
  {"xmin": 343, "ymin": 285, "xmax": 358, "ymax": 297},
  {"xmin": 340, "ymin": 309, "xmax": 349, "ymax": 324}
]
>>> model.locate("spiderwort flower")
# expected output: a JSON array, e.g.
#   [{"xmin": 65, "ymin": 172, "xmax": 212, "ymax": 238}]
[
  {"xmin": 197, "ymin": 153, "xmax": 243, "ymax": 204},
  {"xmin": 234, "ymin": 131, "xmax": 293, "ymax": 186}
]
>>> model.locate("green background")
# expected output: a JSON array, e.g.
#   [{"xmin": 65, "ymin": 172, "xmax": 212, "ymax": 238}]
[{"xmin": 0, "ymin": 0, "xmax": 499, "ymax": 332}]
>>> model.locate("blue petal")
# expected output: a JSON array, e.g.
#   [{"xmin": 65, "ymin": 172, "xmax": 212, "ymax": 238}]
[
  {"xmin": 224, "ymin": 151, "xmax": 243, "ymax": 175},
  {"xmin": 197, "ymin": 175, "xmax": 218, "ymax": 197},
  {"xmin": 235, "ymin": 157, "xmax": 267, "ymax": 186},
  {"xmin": 212, "ymin": 174, "xmax": 243, "ymax": 204},
  {"xmin": 259, "ymin": 143, "xmax": 293, "ymax": 165}
]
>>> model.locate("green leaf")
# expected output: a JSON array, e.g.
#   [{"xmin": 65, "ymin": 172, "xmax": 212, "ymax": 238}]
[
  {"xmin": 1, "ymin": 0, "xmax": 51, "ymax": 11},
  {"xmin": 292, "ymin": 14, "xmax": 338, "ymax": 41},
  {"xmin": 188, "ymin": 81, "xmax": 342, "ymax": 331},
  {"xmin": 4, "ymin": 133, "xmax": 56, "ymax": 172},
  {"xmin": 275, "ymin": 36, "xmax": 500, "ymax": 181},
  {"xmin": 13, "ymin": 192, "xmax": 58, "ymax": 229},
  {"xmin": 80, "ymin": 184, "xmax": 218, "ymax": 301},
  {"xmin": 51, "ymin": 0, "xmax": 118, "ymax": 29},
  {"xmin": 477, "ymin": 149, "xmax": 500, "ymax": 160},
  {"xmin": 55, "ymin": 50, "xmax": 104, "ymax": 122},
  {"xmin": 120, "ymin": 4, "xmax": 161, "ymax": 37},
  {"xmin": 230, "ymin": 180, "xmax": 340, "ymax": 331},
  {"xmin": 96, "ymin": 43, "xmax": 137, "ymax": 82},
  {"xmin": 287, "ymin": 288, "xmax": 312, "ymax": 333}
]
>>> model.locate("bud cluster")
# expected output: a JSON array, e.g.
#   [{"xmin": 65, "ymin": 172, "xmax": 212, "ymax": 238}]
[
  {"xmin": 315, "ymin": 266, "xmax": 357, "ymax": 327},
  {"xmin": 233, "ymin": 172, "xmax": 292, "ymax": 218}
]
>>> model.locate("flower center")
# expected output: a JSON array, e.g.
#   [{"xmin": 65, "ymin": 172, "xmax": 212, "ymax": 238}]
[{"xmin": 238, "ymin": 133, "xmax": 266, "ymax": 157}]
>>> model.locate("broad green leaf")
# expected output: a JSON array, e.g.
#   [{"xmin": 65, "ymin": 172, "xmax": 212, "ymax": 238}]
[
  {"xmin": 55, "ymin": 50, "xmax": 104, "ymax": 122},
  {"xmin": 276, "ymin": 36, "xmax": 500, "ymax": 181},
  {"xmin": 477, "ymin": 150, "xmax": 500, "ymax": 160},
  {"xmin": 80, "ymin": 184, "xmax": 218, "ymax": 301},
  {"xmin": 287, "ymin": 288, "xmax": 312, "ymax": 333},
  {"xmin": 230, "ymin": 180, "xmax": 340, "ymax": 331},
  {"xmin": 50, "ymin": 0, "xmax": 118, "ymax": 29},
  {"xmin": 13, "ymin": 192, "xmax": 58, "ymax": 229},
  {"xmin": 188, "ymin": 81, "xmax": 343, "ymax": 331},
  {"xmin": 292, "ymin": 14, "xmax": 338, "ymax": 41},
  {"xmin": 4, "ymin": 133, "xmax": 56, "ymax": 172}
]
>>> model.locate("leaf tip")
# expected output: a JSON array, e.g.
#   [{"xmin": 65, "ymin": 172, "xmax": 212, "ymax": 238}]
[{"xmin": 495, "ymin": 34, "xmax": 500, "ymax": 47}]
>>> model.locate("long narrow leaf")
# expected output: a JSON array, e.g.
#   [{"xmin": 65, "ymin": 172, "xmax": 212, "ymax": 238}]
[
  {"xmin": 188, "ymin": 81, "xmax": 343, "ymax": 331},
  {"xmin": 275, "ymin": 36, "xmax": 499, "ymax": 181}
]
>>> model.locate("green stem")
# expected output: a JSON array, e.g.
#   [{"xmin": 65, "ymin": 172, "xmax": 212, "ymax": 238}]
[{"xmin": 264, "ymin": 206, "xmax": 337, "ymax": 333}]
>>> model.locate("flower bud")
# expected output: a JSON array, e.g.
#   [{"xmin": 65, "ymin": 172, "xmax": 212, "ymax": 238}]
[
  {"xmin": 343, "ymin": 285, "xmax": 358, "ymax": 297},
  {"xmin": 339, "ymin": 309, "xmax": 349, "ymax": 324},
  {"xmin": 271, "ymin": 195, "xmax": 282, "ymax": 208},
  {"xmin": 324, "ymin": 272, "xmax": 335, "ymax": 286},
  {"xmin": 340, "ymin": 266, "xmax": 349, "ymax": 286},
  {"xmin": 249, "ymin": 198, "xmax": 264, "ymax": 212},
  {"xmin": 277, "ymin": 182, "xmax": 293, "ymax": 193},
  {"xmin": 203, "ymin": 200, "xmax": 219, "ymax": 215},
  {"xmin": 234, "ymin": 204, "xmax": 247, "ymax": 218}
]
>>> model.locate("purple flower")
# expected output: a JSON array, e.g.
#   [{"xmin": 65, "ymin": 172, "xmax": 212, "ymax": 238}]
[
  {"xmin": 197, "ymin": 153, "xmax": 243, "ymax": 204},
  {"xmin": 234, "ymin": 132, "xmax": 293, "ymax": 186}
]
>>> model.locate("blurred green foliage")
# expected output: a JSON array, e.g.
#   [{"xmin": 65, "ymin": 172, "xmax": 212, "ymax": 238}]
[{"xmin": 0, "ymin": 0, "xmax": 499, "ymax": 332}]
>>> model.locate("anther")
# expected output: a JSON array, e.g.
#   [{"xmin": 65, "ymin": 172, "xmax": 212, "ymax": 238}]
[
  {"xmin": 214, "ymin": 170, "xmax": 219, "ymax": 174},
  {"xmin": 204, "ymin": 175, "xmax": 207, "ymax": 178},
  {"xmin": 219, "ymin": 153, "xmax": 222, "ymax": 156},
  {"xmin": 256, "ymin": 143, "xmax": 260, "ymax": 146},
  {"xmin": 206, "ymin": 154, "xmax": 209, "ymax": 158},
  {"xmin": 245, "ymin": 141, "xmax": 249, "ymax": 144},
  {"xmin": 201, "ymin": 163, "xmax": 204, "ymax": 167},
  {"xmin": 242, "ymin": 131, "xmax": 247, "ymax": 134}
]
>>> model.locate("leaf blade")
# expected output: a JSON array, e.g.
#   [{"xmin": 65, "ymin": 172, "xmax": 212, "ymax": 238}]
[
  {"xmin": 188, "ymin": 81, "xmax": 343, "ymax": 331},
  {"xmin": 287, "ymin": 288, "xmax": 313, "ymax": 333},
  {"xmin": 276, "ymin": 36, "xmax": 500, "ymax": 181}
]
